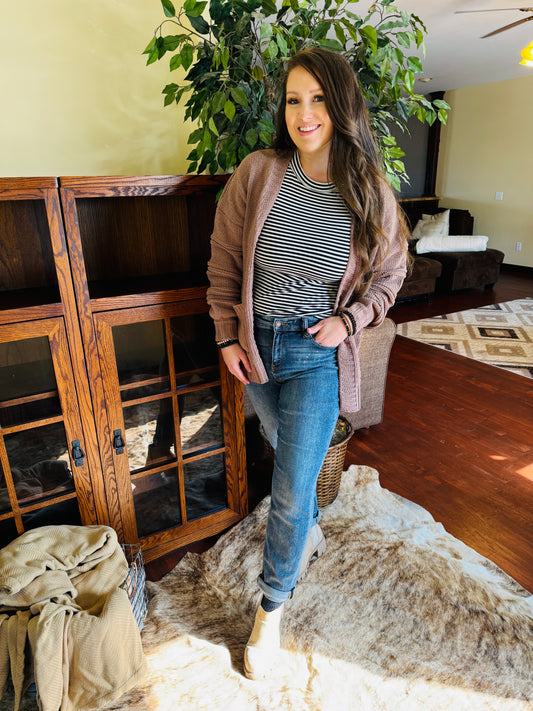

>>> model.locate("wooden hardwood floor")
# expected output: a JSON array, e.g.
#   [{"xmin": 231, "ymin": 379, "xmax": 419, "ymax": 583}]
[{"xmin": 147, "ymin": 266, "xmax": 533, "ymax": 591}]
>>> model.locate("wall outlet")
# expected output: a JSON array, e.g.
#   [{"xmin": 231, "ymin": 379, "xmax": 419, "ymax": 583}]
[
  {"xmin": 495, "ymin": 191, "xmax": 504, "ymax": 201},
  {"xmin": 515, "ymin": 242, "xmax": 522, "ymax": 252}
]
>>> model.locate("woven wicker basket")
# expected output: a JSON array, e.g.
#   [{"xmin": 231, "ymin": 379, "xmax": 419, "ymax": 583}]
[{"xmin": 260, "ymin": 416, "xmax": 353, "ymax": 508}]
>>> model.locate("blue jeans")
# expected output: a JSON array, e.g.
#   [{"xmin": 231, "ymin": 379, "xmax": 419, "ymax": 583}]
[{"xmin": 246, "ymin": 314, "xmax": 340, "ymax": 603}]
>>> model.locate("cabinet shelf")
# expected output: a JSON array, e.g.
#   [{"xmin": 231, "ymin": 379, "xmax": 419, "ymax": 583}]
[
  {"xmin": 0, "ymin": 288, "xmax": 62, "ymax": 323},
  {"xmin": 88, "ymin": 274, "xmax": 208, "ymax": 312}
]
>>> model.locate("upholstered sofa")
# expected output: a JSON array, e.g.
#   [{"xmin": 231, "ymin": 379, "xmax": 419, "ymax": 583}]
[
  {"xmin": 396, "ymin": 255, "xmax": 442, "ymax": 301},
  {"xmin": 397, "ymin": 204, "xmax": 505, "ymax": 300}
]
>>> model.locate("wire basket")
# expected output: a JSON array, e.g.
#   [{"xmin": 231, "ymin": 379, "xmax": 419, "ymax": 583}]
[
  {"xmin": 260, "ymin": 416, "xmax": 353, "ymax": 508},
  {"xmin": 121, "ymin": 543, "xmax": 149, "ymax": 632}
]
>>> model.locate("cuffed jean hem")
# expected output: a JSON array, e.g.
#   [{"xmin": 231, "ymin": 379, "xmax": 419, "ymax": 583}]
[{"xmin": 257, "ymin": 574, "xmax": 294, "ymax": 604}]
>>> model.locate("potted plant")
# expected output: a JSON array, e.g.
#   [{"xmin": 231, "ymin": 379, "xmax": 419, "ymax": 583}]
[{"xmin": 144, "ymin": 0, "xmax": 448, "ymax": 191}]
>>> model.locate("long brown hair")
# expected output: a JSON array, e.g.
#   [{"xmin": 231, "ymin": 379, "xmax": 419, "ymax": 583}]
[{"xmin": 274, "ymin": 47, "xmax": 409, "ymax": 297}]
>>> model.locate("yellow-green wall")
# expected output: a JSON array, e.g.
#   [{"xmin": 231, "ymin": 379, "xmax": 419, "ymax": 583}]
[
  {"xmin": 0, "ymin": 0, "xmax": 190, "ymax": 176},
  {"xmin": 436, "ymin": 75, "xmax": 533, "ymax": 268}
]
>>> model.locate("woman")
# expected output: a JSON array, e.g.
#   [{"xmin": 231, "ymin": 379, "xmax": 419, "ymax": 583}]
[{"xmin": 206, "ymin": 47, "xmax": 408, "ymax": 680}]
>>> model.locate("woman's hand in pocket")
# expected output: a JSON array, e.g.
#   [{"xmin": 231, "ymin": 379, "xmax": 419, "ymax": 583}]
[
  {"xmin": 307, "ymin": 317, "xmax": 348, "ymax": 348},
  {"xmin": 220, "ymin": 343, "xmax": 252, "ymax": 384}
]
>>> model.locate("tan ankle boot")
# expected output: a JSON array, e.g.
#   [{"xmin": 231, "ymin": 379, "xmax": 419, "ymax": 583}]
[
  {"xmin": 298, "ymin": 523, "xmax": 326, "ymax": 582},
  {"xmin": 243, "ymin": 603, "xmax": 284, "ymax": 680}
]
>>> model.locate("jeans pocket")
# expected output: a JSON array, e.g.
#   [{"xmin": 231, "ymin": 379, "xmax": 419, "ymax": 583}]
[{"xmin": 303, "ymin": 332, "xmax": 338, "ymax": 351}]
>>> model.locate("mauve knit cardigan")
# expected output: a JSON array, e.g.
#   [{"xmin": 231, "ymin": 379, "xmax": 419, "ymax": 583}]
[{"xmin": 206, "ymin": 149, "xmax": 407, "ymax": 413}]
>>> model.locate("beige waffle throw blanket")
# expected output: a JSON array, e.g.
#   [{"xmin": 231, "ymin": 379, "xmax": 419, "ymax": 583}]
[{"xmin": 0, "ymin": 525, "xmax": 146, "ymax": 711}]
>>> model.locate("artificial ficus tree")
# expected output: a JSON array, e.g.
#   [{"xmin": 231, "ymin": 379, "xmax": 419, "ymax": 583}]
[{"xmin": 144, "ymin": 0, "xmax": 449, "ymax": 190}]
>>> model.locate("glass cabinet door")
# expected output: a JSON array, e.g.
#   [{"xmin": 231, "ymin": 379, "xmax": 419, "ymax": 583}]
[
  {"xmin": 0, "ymin": 319, "xmax": 97, "ymax": 546},
  {"xmin": 93, "ymin": 300, "xmax": 247, "ymax": 558}
]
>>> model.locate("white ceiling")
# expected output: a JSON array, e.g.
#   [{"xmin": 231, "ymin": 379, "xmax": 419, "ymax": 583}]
[{"xmin": 359, "ymin": 0, "xmax": 533, "ymax": 93}]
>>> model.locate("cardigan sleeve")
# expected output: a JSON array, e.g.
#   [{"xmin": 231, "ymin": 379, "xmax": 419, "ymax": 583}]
[
  {"xmin": 206, "ymin": 167, "xmax": 247, "ymax": 342},
  {"xmin": 340, "ymin": 182, "xmax": 407, "ymax": 331}
]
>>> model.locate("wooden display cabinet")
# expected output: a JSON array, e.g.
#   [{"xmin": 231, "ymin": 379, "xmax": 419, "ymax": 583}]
[{"xmin": 0, "ymin": 175, "xmax": 247, "ymax": 562}]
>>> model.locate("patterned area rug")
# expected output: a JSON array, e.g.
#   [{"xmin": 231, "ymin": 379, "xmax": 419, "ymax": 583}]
[
  {"xmin": 84, "ymin": 464, "xmax": 533, "ymax": 711},
  {"xmin": 397, "ymin": 298, "xmax": 533, "ymax": 379}
]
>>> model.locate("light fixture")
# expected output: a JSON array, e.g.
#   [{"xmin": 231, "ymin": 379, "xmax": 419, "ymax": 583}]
[{"xmin": 520, "ymin": 40, "xmax": 533, "ymax": 66}]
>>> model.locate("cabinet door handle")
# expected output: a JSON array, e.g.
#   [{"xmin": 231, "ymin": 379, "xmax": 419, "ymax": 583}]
[
  {"xmin": 71, "ymin": 440, "xmax": 85, "ymax": 467},
  {"xmin": 113, "ymin": 429, "xmax": 125, "ymax": 455}
]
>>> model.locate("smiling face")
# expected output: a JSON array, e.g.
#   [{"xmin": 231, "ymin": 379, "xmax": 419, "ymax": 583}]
[{"xmin": 285, "ymin": 65, "xmax": 334, "ymax": 166}]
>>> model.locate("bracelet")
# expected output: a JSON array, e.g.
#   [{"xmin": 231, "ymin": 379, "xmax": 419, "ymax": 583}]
[
  {"xmin": 340, "ymin": 309, "xmax": 357, "ymax": 335},
  {"xmin": 338, "ymin": 312, "xmax": 353, "ymax": 337},
  {"xmin": 339, "ymin": 309, "xmax": 357, "ymax": 336},
  {"xmin": 216, "ymin": 338, "xmax": 239, "ymax": 349}
]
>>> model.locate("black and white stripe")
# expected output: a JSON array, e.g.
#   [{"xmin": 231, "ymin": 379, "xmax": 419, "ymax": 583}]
[{"xmin": 253, "ymin": 152, "xmax": 353, "ymax": 317}]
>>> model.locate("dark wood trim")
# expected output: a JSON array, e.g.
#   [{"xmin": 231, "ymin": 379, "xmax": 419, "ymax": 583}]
[
  {"xmin": 45, "ymin": 188, "xmax": 109, "ymax": 525},
  {"xmin": 59, "ymin": 186, "xmax": 125, "ymax": 536},
  {"xmin": 423, "ymin": 91, "xmax": 445, "ymax": 197},
  {"xmin": 58, "ymin": 174, "xmax": 228, "ymax": 197}
]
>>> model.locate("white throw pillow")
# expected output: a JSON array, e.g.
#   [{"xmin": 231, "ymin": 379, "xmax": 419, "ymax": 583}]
[
  {"xmin": 411, "ymin": 209, "xmax": 450, "ymax": 240},
  {"xmin": 415, "ymin": 234, "xmax": 489, "ymax": 254}
]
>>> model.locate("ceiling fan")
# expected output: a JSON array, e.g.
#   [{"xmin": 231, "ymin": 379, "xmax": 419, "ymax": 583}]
[{"xmin": 455, "ymin": 7, "xmax": 533, "ymax": 38}]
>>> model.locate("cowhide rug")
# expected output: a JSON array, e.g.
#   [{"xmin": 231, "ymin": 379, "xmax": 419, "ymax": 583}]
[{"xmin": 7, "ymin": 466, "xmax": 533, "ymax": 710}]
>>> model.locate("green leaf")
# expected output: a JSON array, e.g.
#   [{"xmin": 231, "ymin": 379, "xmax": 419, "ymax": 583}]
[
  {"xmin": 224, "ymin": 100, "xmax": 236, "ymax": 121},
  {"xmin": 187, "ymin": 14, "xmax": 210, "ymax": 34},
  {"xmin": 396, "ymin": 31, "xmax": 411, "ymax": 49},
  {"xmin": 260, "ymin": 22, "xmax": 273, "ymax": 40},
  {"xmin": 311, "ymin": 21, "xmax": 330, "ymax": 41},
  {"xmin": 218, "ymin": 151, "xmax": 227, "ymax": 171},
  {"xmin": 403, "ymin": 70, "xmax": 414, "ymax": 94},
  {"xmin": 259, "ymin": 129, "xmax": 272, "ymax": 145},
  {"xmin": 164, "ymin": 92, "xmax": 175, "ymax": 106},
  {"xmin": 262, "ymin": 0, "xmax": 278, "ymax": 15},
  {"xmin": 184, "ymin": 0, "xmax": 208, "ymax": 17},
  {"xmin": 239, "ymin": 144, "xmax": 250, "ymax": 162},
  {"xmin": 407, "ymin": 56, "xmax": 423, "ymax": 73},
  {"xmin": 143, "ymin": 37, "xmax": 157, "ymax": 55},
  {"xmin": 388, "ymin": 173, "xmax": 401, "ymax": 192},
  {"xmin": 163, "ymin": 35, "xmax": 181, "ymax": 51},
  {"xmin": 221, "ymin": 47, "xmax": 230, "ymax": 69},
  {"xmin": 276, "ymin": 33, "xmax": 288, "ymax": 56},
  {"xmin": 161, "ymin": 0, "xmax": 176, "ymax": 18},
  {"xmin": 318, "ymin": 38, "xmax": 344, "ymax": 52},
  {"xmin": 169, "ymin": 54, "xmax": 182, "ymax": 71},
  {"xmin": 433, "ymin": 99, "xmax": 450, "ymax": 110},
  {"xmin": 425, "ymin": 109, "xmax": 437, "ymax": 126},
  {"xmin": 334, "ymin": 23, "xmax": 346, "ymax": 47},
  {"xmin": 231, "ymin": 87, "xmax": 248, "ymax": 107},
  {"xmin": 257, "ymin": 118, "xmax": 275, "ymax": 132},
  {"xmin": 438, "ymin": 108, "xmax": 448, "ymax": 125},
  {"xmin": 209, "ymin": 117, "xmax": 219, "ymax": 136},
  {"xmin": 252, "ymin": 65, "xmax": 264, "ymax": 81},
  {"xmin": 392, "ymin": 47, "xmax": 404, "ymax": 67},
  {"xmin": 146, "ymin": 50, "xmax": 159, "ymax": 66},
  {"xmin": 181, "ymin": 44, "xmax": 194, "ymax": 70},
  {"xmin": 212, "ymin": 91, "xmax": 227, "ymax": 114},
  {"xmin": 267, "ymin": 40, "xmax": 279, "ymax": 59},
  {"xmin": 341, "ymin": 18, "xmax": 359, "ymax": 43},
  {"xmin": 188, "ymin": 127, "xmax": 204, "ymax": 144},
  {"xmin": 359, "ymin": 25, "xmax": 377, "ymax": 53},
  {"xmin": 246, "ymin": 129, "xmax": 258, "ymax": 147}
]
